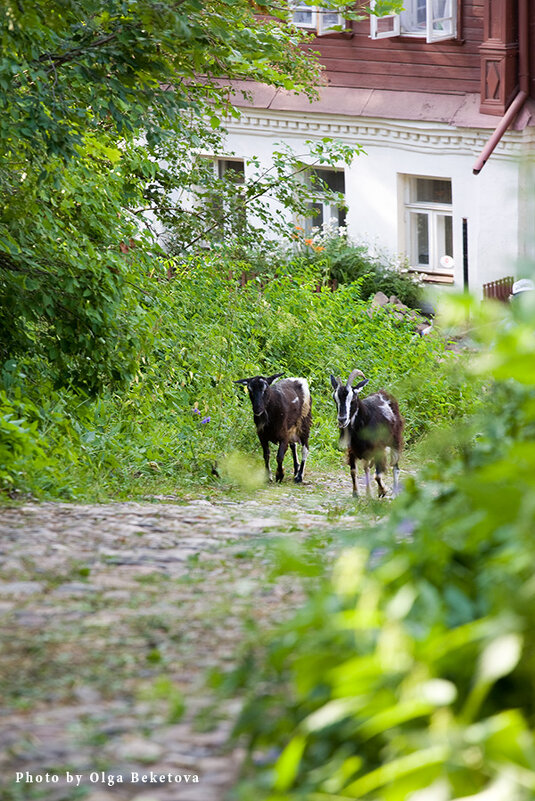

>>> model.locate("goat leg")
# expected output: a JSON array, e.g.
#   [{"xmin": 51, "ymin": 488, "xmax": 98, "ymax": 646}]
[
  {"xmin": 275, "ymin": 441, "xmax": 288, "ymax": 483},
  {"xmin": 349, "ymin": 452, "xmax": 358, "ymax": 497},
  {"xmin": 375, "ymin": 453, "xmax": 387, "ymax": 497},
  {"xmin": 294, "ymin": 443, "xmax": 308, "ymax": 484},
  {"xmin": 375, "ymin": 466, "xmax": 387, "ymax": 497},
  {"xmin": 364, "ymin": 462, "xmax": 372, "ymax": 496},
  {"xmin": 290, "ymin": 443, "xmax": 299, "ymax": 477},
  {"xmin": 391, "ymin": 449, "xmax": 401, "ymax": 496},
  {"xmin": 261, "ymin": 440, "xmax": 272, "ymax": 482}
]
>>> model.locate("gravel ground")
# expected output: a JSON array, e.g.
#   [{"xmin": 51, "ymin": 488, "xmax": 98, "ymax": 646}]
[{"xmin": 0, "ymin": 473, "xmax": 372, "ymax": 801}]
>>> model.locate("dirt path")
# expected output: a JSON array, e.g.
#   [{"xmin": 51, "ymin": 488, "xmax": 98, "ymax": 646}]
[{"xmin": 0, "ymin": 473, "xmax": 371, "ymax": 801}]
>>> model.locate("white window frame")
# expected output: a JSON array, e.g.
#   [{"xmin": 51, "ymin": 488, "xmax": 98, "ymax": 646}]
[
  {"xmin": 292, "ymin": 4, "xmax": 345, "ymax": 36},
  {"xmin": 370, "ymin": 0, "xmax": 456, "ymax": 42},
  {"xmin": 402, "ymin": 175, "xmax": 453, "ymax": 274},
  {"xmin": 211, "ymin": 157, "xmax": 246, "ymax": 237},
  {"xmin": 302, "ymin": 167, "xmax": 346, "ymax": 234},
  {"xmin": 370, "ymin": 1, "xmax": 400, "ymax": 39}
]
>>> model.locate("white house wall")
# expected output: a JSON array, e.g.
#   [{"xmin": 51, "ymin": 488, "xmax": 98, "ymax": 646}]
[
  {"xmin": 518, "ymin": 153, "xmax": 535, "ymax": 268},
  {"xmin": 221, "ymin": 108, "xmax": 528, "ymax": 296}
]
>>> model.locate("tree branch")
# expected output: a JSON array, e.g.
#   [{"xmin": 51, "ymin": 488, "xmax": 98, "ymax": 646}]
[
  {"xmin": 38, "ymin": 31, "xmax": 120, "ymax": 72},
  {"xmin": 179, "ymin": 157, "xmax": 324, "ymax": 252}
]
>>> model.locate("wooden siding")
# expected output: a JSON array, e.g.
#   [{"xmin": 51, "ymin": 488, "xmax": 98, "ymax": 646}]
[{"xmin": 306, "ymin": 0, "xmax": 486, "ymax": 96}]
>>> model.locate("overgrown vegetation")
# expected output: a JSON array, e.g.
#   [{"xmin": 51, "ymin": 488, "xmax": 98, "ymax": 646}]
[
  {"xmin": 2, "ymin": 5, "xmax": 534, "ymax": 799},
  {"xmin": 219, "ymin": 292, "xmax": 535, "ymax": 801},
  {"xmin": 0, "ymin": 259, "xmax": 477, "ymax": 499},
  {"xmin": 289, "ymin": 225, "xmax": 424, "ymax": 309}
]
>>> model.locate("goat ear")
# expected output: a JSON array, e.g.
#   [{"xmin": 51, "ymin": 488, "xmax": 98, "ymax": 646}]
[
  {"xmin": 354, "ymin": 378, "xmax": 369, "ymax": 393},
  {"xmin": 266, "ymin": 372, "xmax": 284, "ymax": 385},
  {"xmin": 330, "ymin": 374, "xmax": 341, "ymax": 391},
  {"xmin": 234, "ymin": 378, "xmax": 249, "ymax": 386}
]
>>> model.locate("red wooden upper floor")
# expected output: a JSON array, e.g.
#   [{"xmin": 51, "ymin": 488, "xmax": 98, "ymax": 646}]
[{"xmin": 297, "ymin": 0, "xmax": 535, "ymax": 115}]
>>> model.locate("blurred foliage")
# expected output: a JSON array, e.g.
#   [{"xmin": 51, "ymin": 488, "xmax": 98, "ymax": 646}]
[
  {"xmin": 0, "ymin": 259, "xmax": 478, "ymax": 499},
  {"xmin": 221, "ymin": 291, "xmax": 535, "ymax": 801}
]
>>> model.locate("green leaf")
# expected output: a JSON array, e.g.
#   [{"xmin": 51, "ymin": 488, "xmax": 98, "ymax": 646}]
[
  {"xmin": 274, "ymin": 734, "xmax": 307, "ymax": 791},
  {"xmin": 342, "ymin": 746, "xmax": 450, "ymax": 797}
]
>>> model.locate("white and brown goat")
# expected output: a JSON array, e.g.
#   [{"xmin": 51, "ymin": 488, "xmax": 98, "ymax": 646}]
[
  {"xmin": 234, "ymin": 373, "xmax": 311, "ymax": 483},
  {"xmin": 330, "ymin": 369, "xmax": 403, "ymax": 498}
]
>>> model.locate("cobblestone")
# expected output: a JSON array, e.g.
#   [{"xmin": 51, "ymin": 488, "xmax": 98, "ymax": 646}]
[{"xmin": 0, "ymin": 474, "xmax": 363, "ymax": 800}]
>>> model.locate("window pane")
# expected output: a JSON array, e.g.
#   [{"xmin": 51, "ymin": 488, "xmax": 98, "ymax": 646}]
[
  {"xmin": 306, "ymin": 169, "xmax": 345, "ymax": 232},
  {"xmin": 415, "ymin": 178, "xmax": 452, "ymax": 204},
  {"xmin": 311, "ymin": 168, "xmax": 345, "ymax": 193},
  {"xmin": 437, "ymin": 214, "xmax": 453, "ymax": 263},
  {"xmin": 215, "ymin": 160, "xmax": 246, "ymax": 237},
  {"xmin": 218, "ymin": 159, "xmax": 245, "ymax": 182},
  {"xmin": 401, "ymin": 0, "xmax": 426, "ymax": 32},
  {"xmin": 322, "ymin": 11, "xmax": 340, "ymax": 28},
  {"xmin": 410, "ymin": 212, "xmax": 429, "ymax": 265},
  {"xmin": 376, "ymin": 15, "xmax": 399, "ymax": 35},
  {"xmin": 416, "ymin": 0, "xmax": 427, "ymax": 24},
  {"xmin": 432, "ymin": 16, "xmax": 453, "ymax": 35},
  {"xmin": 431, "ymin": 0, "xmax": 453, "ymax": 35},
  {"xmin": 445, "ymin": 215, "xmax": 452, "ymax": 256},
  {"xmin": 293, "ymin": 8, "xmax": 314, "ymax": 26},
  {"xmin": 432, "ymin": 0, "xmax": 452, "ymax": 21},
  {"xmin": 308, "ymin": 202, "xmax": 324, "ymax": 230}
]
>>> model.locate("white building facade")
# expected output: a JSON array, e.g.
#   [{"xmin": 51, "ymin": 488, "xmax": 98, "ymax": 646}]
[{"xmin": 218, "ymin": 83, "xmax": 535, "ymax": 296}]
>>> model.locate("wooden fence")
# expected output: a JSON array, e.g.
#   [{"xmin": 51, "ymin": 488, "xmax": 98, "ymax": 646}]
[{"xmin": 482, "ymin": 276, "xmax": 514, "ymax": 302}]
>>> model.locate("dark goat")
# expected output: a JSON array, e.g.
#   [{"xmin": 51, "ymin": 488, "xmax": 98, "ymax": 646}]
[
  {"xmin": 330, "ymin": 369, "xmax": 403, "ymax": 498},
  {"xmin": 234, "ymin": 373, "xmax": 311, "ymax": 483}
]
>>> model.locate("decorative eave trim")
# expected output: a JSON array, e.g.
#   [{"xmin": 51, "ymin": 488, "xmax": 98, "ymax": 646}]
[{"xmin": 223, "ymin": 109, "xmax": 534, "ymax": 161}]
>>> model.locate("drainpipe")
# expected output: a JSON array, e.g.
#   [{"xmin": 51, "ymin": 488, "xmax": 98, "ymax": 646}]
[{"xmin": 472, "ymin": 0, "xmax": 529, "ymax": 175}]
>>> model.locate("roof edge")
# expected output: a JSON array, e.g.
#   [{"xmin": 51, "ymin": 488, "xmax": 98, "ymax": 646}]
[{"xmin": 222, "ymin": 81, "xmax": 535, "ymax": 131}]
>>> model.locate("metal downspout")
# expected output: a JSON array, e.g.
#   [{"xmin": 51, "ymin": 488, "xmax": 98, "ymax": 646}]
[{"xmin": 472, "ymin": 0, "xmax": 530, "ymax": 175}]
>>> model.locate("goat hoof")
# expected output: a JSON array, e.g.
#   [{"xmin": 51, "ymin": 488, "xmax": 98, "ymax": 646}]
[
  {"xmin": 352, "ymin": 490, "xmax": 359, "ymax": 498},
  {"xmin": 293, "ymin": 475, "xmax": 303, "ymax": 484}
]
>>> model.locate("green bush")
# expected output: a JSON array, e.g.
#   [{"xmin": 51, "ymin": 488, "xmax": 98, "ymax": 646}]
[
  {"xmin": 246, "ymin": 227, "xmax": 424, "ymax": 309},
  {"xmin": 0, "ymin": 386, "xmax": 45, "ymax": 492},
  {"xmin": 223, "ymin": 292, "xmax": 535, "ymax": 800}
]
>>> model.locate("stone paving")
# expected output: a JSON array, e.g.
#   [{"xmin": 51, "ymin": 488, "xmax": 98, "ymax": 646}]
[{"xmin": 0, "ymin": 474, "xmax": 365, "ymax": 801}]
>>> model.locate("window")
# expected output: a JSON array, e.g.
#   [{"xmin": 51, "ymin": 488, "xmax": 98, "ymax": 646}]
[
  {"xmin": 304, "ymin": 168, "xmax": 346, "ymax": 233},
  {"xmin": 292, "ymin": 4, "xmax": 344, "ymax": 35},
  {"xmin": 213, "ymin": 158, "xmax": 246, "ymax": 237},
  {"xmin": 403, "ymin": 176, "xmax": 453, "ymax": 273},
  {"xmin": 217, "ymin": 158, "xmax": 245, "ymax": 183},
  {"xmin": 370, "ymin": 0, "xmax": 456, "ymax": 42}
]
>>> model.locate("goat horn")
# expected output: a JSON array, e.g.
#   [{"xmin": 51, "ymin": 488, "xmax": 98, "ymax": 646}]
[{"xmin": 346, "ymin": 369, "xmax": 366, "ymax": 387}]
